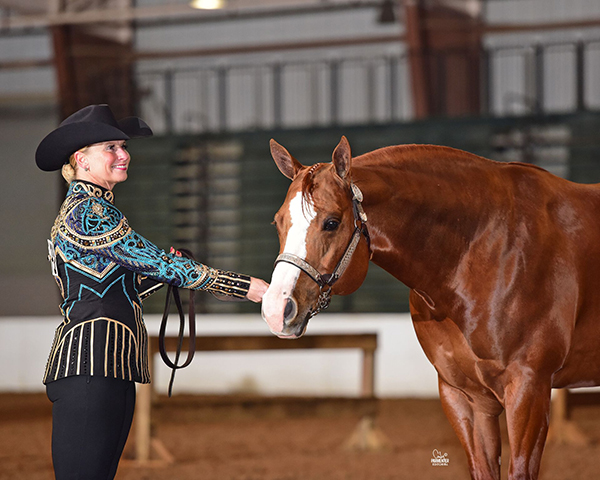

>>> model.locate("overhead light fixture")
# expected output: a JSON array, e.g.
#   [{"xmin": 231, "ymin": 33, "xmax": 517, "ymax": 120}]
[
  {"xmin": 190, "ymin": 0, "xmax": 226, "ymax": 9},
  {"xmin": 378, "ymin": 0, "xmax": 397, "ymax": 24}
]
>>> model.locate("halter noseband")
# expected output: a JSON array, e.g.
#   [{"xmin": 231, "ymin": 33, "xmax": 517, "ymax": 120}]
[{"xmin": 274, "ymin": 182, "xmax": 370, "ymax": 319}]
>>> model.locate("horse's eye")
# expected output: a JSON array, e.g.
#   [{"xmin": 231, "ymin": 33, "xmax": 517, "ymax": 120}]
[{"xmin": 323, "ymin": 219, "xmax": 340, "ymax": 231}]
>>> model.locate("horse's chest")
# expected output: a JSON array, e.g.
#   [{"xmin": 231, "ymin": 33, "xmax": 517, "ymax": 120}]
[
  {"xmin": 553, "ymin": 309, "xmax": 600, "ymax": 388},
  {"xmin": 413, "ymin": 312, "xmax": 504, "ymax": 396}
]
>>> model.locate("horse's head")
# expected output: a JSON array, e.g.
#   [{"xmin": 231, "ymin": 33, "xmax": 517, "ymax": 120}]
[{"xmin": 261, "ymin": 136, "xmax": 371, "ymax": 338}]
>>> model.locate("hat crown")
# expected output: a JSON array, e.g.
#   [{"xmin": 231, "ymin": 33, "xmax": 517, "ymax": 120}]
[{"xmin": 61, "ymin": 104, "xmax": 120, "ymax": 129}]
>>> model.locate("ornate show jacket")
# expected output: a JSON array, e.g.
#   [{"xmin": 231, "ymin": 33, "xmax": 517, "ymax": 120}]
[{"xmin": 44, "ymin": 180, "xmax": 251, "ymax": 385}]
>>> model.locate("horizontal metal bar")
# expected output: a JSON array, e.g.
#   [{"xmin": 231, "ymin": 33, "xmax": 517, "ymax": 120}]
[
  {"xmin": 135, "ymin": 34, "xmax": 405, "ymax": 61},
  {"xmin": 0, "ymin": 58, "xmax": 52, "ymax": 70}
]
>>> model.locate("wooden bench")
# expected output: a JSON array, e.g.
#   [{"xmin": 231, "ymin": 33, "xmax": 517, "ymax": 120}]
[{"xmin": 133, "ymin": 333, "xmax": 380, "ymax": 463}]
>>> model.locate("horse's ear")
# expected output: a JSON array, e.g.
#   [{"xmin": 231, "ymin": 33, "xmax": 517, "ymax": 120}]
[
  {"xmin": 270, "ymin": 139, "xmax": 304, "ymax": 180},
  {"xmin": 332, "ymin": 136, "xmax": 351, "ymax": 180}
]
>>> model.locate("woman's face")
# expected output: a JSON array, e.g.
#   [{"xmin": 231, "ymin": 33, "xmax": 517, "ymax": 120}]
[{"xmin": 76, "ymin": 140, "xmax": 130, "ymax": 190}]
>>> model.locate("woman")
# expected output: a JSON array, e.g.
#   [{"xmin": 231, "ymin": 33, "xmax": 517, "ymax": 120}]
[{"xmin": 35, "ymin": 104, "xmax": 269, "ymax": 479}]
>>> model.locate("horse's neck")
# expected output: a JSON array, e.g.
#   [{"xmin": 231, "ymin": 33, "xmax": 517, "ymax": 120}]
[{"xmin": 354, "ymin": 148, "xmax": 503, "ymax": 292}]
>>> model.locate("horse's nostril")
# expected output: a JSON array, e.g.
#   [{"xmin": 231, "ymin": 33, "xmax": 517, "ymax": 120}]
[{"xmin": 284, "ymin": 297, "xmax": 298, "ymax": 323}]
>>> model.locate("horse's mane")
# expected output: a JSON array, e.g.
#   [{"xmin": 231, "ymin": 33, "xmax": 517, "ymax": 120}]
[
  {"xmin": 299, "ymin": 144, "xmax": 553, "ymax": 210},
  {"xmin": 356, "ymin": 144, "xmax": 547, "ymax": 174}
]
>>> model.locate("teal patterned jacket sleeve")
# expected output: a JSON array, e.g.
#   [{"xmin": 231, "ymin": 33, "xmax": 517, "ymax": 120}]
[{"xmin": 59, "ymin": 193, "xmax": 251, "ymax": 298}]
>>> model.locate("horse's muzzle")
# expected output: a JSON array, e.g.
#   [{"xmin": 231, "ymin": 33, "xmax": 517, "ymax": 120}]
[
  {"xmin": 279, "ymin": 296, "xmax": 309, "ymax": 338},
  {"xmin": 262, "ymin": 294, "xmax": 311, "ymax": 338},
  {"xmin": 283, "ymin": 296, "xmax": 298, "ymax": 325},
  {"xmin": 262, "ymin": 293, "xmax": 303, "ymax": 338}
]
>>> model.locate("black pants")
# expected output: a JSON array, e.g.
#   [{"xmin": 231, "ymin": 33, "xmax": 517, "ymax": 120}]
[{"xmin": 46, "ymin": 375, "xmax": 136, "ymax": 480}]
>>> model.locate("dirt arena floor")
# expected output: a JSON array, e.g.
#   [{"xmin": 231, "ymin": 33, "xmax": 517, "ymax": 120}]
[{"xmin": 2, "ymin": 392, "xmax": 600, "ymax": 480}]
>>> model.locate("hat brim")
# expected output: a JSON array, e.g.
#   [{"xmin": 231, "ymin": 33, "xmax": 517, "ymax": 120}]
[{"xmin": 35, "ymin": 117, "xmax": 153, "ymax": 172}]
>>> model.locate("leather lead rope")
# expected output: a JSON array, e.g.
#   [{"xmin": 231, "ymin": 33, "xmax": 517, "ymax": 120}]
[{"xmin": 158, "ymin": 248, "xmax": 197, "ymax": 397}]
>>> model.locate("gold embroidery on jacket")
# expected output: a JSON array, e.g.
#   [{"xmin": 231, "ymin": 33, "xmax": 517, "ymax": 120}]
[{"xmin": 43, "ymin": 318, "xmax": 146, "ymax": 384}]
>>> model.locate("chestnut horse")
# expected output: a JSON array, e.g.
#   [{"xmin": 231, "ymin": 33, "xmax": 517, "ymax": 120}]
[{"xmin": 261, "ymin": 136, "xmax": 600, "ymax": 480}]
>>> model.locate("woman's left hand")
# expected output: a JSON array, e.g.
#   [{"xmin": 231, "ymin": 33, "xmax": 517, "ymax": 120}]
[{"xmin": 247, "ymin": 277, "xmax": 269, "ymax": 303}]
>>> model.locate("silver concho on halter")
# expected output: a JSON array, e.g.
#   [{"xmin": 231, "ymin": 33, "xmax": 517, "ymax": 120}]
[{"xmin": 351, "ymin": 183, "xmax": 368, "ymax": 223}]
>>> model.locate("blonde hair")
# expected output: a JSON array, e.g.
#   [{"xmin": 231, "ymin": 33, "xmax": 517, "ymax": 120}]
[{"xmin": 61, "ymin": 146, "xmax": 88, "ymax": 183}]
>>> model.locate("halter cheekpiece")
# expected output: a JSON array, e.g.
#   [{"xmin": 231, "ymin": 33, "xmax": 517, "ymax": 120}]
[{"xmin": 274, "ymin": 181, "xmax": 370, "ymax": 319}]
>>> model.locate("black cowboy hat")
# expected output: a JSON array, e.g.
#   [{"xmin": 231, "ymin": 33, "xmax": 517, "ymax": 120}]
[{"xmin": 35, "ymin": 104, "xmax": 153, "ymax": 172}]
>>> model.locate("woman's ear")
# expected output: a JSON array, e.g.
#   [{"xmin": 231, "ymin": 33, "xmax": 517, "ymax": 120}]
[{"xmin": 74, "ymin": 151, "xmax": 88, "ymax": 171}]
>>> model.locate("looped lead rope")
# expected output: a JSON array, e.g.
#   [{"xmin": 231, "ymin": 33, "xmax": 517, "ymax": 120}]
[{"xmin": 158, "ymin": 248, "xmax": 197, "ymax": 397}]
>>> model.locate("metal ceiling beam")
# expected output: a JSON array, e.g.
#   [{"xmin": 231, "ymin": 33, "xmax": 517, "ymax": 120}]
[
  {"xmin": 0, "ymin": 0, "xmax": 47, "ymax": 14},
  {"xmin": 0, "ymin": 0, "xmax": 384, "ymax": 30},
  {"xmin": 3, "ymin": 0, "xmax": 599, "ymax": 32},
  {"xmin": 481, "ymin": 18, "xmax": 600, "ymax": 34},
  {"xmin": 4, "ymin": 4, "xmax": 600, "ymax": 32},
  {"xmin": 140, "ymin": 1, "xmax": 386, "ymax": 27},
  {"xmin": 134, "ymin": 33, "xmax": 405, "ymax": 61}
]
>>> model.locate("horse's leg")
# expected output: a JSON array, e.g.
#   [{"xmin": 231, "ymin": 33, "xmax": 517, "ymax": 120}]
[
  {"xmin": 503, "ymin": 376, "xmax": 552, "ymax": 480},
  {"xmin": 439, "ymin": 378, "xmax": 503, "ymax": 480}
]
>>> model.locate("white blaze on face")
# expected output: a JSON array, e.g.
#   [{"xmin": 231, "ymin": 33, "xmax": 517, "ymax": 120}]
[{"xmin": 262, "ymin": 191, "xmax": 316, "ymax": 334}]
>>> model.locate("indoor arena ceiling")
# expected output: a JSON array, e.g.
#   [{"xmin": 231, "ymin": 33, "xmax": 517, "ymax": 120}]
[
  {"xmin": 0, "ymin": 0, "xmax": 485, "ymax": 30},
  {"xmin": 0, "ymin": 0, "xmax": 381, "ymax": 30}
]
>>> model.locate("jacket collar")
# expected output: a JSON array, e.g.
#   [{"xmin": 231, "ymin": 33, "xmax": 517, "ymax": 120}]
[{"xmin": 68, "ymin": 180, "xmax": 115, "ymax": 204}]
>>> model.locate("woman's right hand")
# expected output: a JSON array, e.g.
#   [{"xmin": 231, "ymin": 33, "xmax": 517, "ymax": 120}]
[{"xmin": 246, "ymin": 277, "xmax": 269, "ymax": 303}]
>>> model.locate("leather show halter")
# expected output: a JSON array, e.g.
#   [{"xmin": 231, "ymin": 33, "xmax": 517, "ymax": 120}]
[
  {"xmin": 158, "ymin": 248, "xmax": 196, "ymax": 397},
  {"xmin": 274, "ymin": 182, "xmax": 370, "ymax": 319}
]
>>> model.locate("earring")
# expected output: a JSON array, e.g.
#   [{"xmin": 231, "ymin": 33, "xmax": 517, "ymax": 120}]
[{"xmin": 84, "ymin": 166, "xmax": 89, "ymax": 171}]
